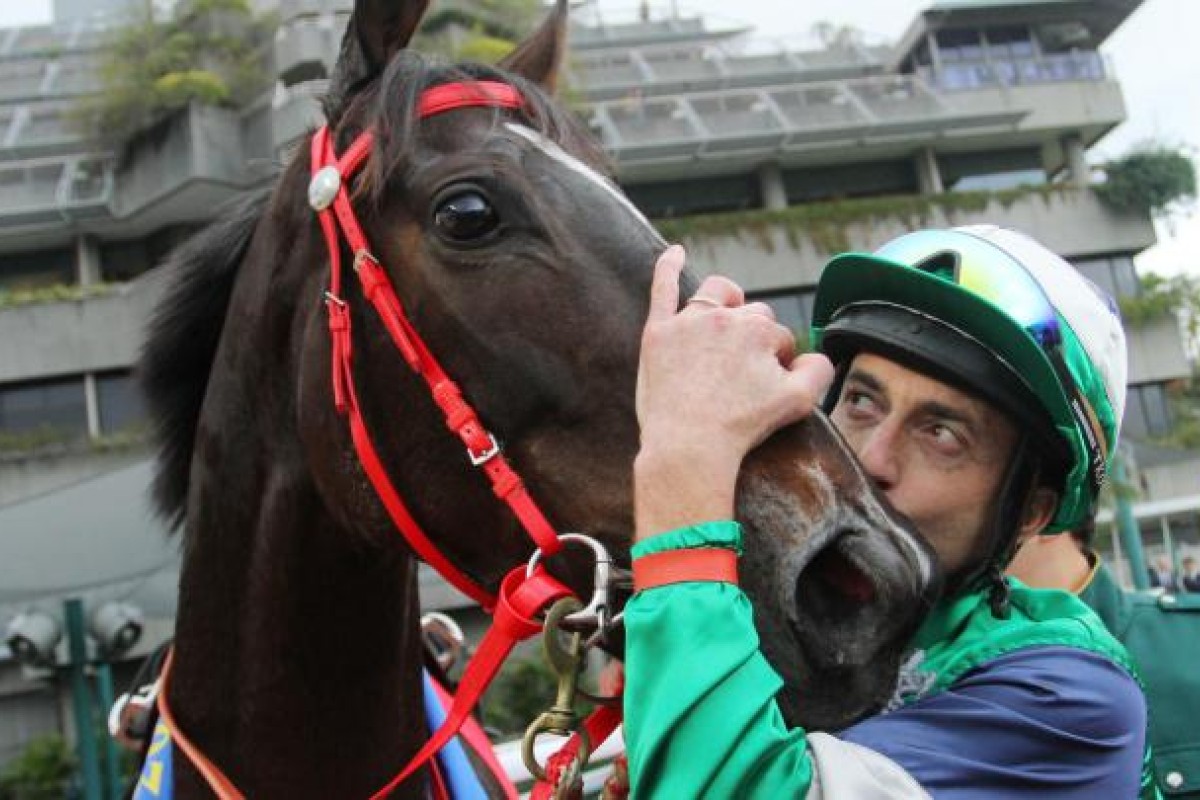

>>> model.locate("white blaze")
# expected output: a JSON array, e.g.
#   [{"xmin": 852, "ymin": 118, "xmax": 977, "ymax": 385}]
[{"xmin": 505, "ymin": 123, "xmax": 667, "ymax": 248}]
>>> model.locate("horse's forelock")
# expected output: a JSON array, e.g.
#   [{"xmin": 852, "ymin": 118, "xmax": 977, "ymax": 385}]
[
  {"xmin": 349, "ymin": 52, "xmax": 608, "ymax": 207},
  {"xmin": 139, "ymin": 189, "xmax": 270, "ymax": 531}
]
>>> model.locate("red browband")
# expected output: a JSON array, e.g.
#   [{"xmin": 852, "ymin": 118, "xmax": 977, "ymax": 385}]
[{"xmin": 416, "ymin": 80, "xmax": 525, "ymax": 118}]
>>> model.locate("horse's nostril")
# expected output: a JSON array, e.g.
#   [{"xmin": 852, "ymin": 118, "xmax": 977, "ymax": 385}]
[{"xmin": 794, "ymin": 534, "xmax": 877, "ymax": 624}]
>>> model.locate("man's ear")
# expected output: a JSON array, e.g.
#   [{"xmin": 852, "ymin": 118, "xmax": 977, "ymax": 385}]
[{"xmin": 1019, "ymin": 488, "xmax": 1059, "ymax": 538}]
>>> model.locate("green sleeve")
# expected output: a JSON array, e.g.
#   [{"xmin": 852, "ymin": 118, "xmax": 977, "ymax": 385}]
[{"xmin": 623, "ymin": 521, "xmax": 814, "ymax": 799}]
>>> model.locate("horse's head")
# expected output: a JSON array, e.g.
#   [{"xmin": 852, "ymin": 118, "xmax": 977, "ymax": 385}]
[
  {"xmin": 294, "ymin": 0, "xmax": 664, "ymax": 595},
  {"xmin": 150, "ymin": 0, "xmax": 937, "ymax": 733}
]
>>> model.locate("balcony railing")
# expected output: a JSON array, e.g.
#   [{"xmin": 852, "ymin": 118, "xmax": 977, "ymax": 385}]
[
  {"xmin": 0, "ymin": 18, "xmax": 106, "ymax": 58},
  {"xmin": 571, "ymin": 15, "xmax": 714, "ymax": 49},
  {"xmin": 588, "ymin": 74, "xmax": 1023, "ymax": 163},
  {"xmin": 570, "ymin": 38, "xmax": 887, "ymax": 101},
  {"xmin": 0, "ymin": 100, "xmax": 90, "ymax": 158},
  {"xmin": 918, "ymin": 52, "xmax": 1110, "ymax": 92},
  {"xmin": 0, "ymin": 155, "xmax": 112, "ymax": 216}
]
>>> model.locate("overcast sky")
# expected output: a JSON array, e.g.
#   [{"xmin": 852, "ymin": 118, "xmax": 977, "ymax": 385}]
[{"xmin": 2, "ymin": 0, "xmax": 1197, "ymax": 275}]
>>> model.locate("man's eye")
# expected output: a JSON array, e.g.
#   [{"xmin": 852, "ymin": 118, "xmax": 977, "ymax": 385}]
[
  {"xmin": 844, "ymin": 391, "xmax": 876, "ymax": 411},
  {"xmin": 928, "ymin": 424, "xmax": 965, "ymax": 452}
]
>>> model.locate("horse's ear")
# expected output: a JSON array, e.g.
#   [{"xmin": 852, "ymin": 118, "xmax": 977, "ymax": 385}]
[
  {"xmin": 498, "ymin": 0, "xmax": 569, "ymax": 92},
  {"xmin": 325, "ymin": 0, "xmax": 430, "ymax": 121}
]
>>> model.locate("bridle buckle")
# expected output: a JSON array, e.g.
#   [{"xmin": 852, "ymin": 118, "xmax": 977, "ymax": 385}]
[{"xmin": 468, "ymin": 433, "xmax": 501, "ymax": 466}]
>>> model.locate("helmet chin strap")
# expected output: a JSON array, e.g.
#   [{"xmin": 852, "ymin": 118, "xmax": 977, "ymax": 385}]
[{"xmin": 953, "ymin": 434, "xmax": 1040, "ymax": 618}]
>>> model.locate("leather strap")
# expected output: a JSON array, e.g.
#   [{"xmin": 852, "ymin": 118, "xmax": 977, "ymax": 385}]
[
  {"xmin": 633, "ymin": 548, "xmax": 739, "ymax": 592},
  {"xmin": 368, "ymin": 567, "xmax": 573, "ymax": 799},
  {"xmin": 156, "ymin": 649, "xmax": 246, "ymax": 800},
  {"xmin": 312, "ymin": 86, "xmax": 565, "ymax": 609}
]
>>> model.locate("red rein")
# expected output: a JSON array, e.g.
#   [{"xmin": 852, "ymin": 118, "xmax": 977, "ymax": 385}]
[{"xmin": 158, "ymin": 80, "xmax": 622, "ymax": 800}]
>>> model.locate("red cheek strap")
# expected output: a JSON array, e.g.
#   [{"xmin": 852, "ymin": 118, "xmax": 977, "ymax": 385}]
[{"xmin": 633, "ymin": 548, "xmax": 740, "ymax": 592}]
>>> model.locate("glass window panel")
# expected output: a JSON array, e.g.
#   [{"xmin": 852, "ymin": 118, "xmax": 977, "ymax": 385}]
[
  {"xmin": 1141, "ymin": 383, "xmax": 1172, "ymax": 437},
  {"xmin": 96, "ymin": 371, "xmax": 146, "ymax": 434},
  {"xmin": 1071, "ymin": 257, "xmax": 1118, "ymax": 300},
  {"xmin": 986, "ymin": 25, "xmax": 1031, "ymax": 45},
  {"xmin": 1111, "ymin": 255, "xmax": 1141, "ymax": 298},
  {"xmin": 1123, "ymin": 385, "xmax": 1148, "ymax": 439},
  {"xmin": 937, "ymin": 28, "xmax": 982, "ymax": 48},
  {"xmin": 0, "ymin": 247, "xmax": 74, "ymax": 291},
  {"xmin": 0, "ymin": 376, "xmax": 87, "ymax": 436}
]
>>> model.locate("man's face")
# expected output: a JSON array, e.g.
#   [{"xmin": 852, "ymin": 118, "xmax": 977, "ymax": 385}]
[{"xmin": 829, "ymin": 353, "xmax": 1019, "ymax": 576}]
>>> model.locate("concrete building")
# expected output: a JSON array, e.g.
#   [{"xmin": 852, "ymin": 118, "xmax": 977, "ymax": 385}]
[{"xmin": 0, "ymin": 0, "xmax": 1196, "ymax": 772}]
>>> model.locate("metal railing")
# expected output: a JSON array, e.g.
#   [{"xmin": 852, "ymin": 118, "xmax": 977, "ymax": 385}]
[
  {"xmin": 588, "ymin": 73, "xmax": 1017, "ymax": 160},
  {"xmin": 0, "ymin": 154, "xmax": 112, "ymax": 215},
  {"xmin": 570, "ymin": 37, "xmax": 886, "ymax": 100}
]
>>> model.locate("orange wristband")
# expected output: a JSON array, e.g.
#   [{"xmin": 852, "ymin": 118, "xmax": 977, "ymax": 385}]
[{"xmin": 633, "ymin": 548, "xmax": 739, "ymax": 592}]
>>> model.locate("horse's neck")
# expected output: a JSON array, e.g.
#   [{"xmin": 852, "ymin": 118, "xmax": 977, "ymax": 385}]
[{"xmin": 170, "ymin": 460, "xmax": 431, "ymax": 799}]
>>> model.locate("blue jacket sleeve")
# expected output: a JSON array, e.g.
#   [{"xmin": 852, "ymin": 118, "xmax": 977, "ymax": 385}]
[{"xmin": 840, "ymin": 646, "xmax": 1147, "ymax": 799}]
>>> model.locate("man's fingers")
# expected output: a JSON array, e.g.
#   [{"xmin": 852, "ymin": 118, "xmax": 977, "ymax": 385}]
[
  {"xmin": 648, "ymin": 245, "xmax": 686, "ymax": 323},
  {"xmin": 742, "ymin": 301, "xmax": 776, "ymax": 321},
  {"xmin": 691, "ymin": 275, "xmax": 745, "ymax": 308},
  {"xmin": 783, "ymin": 353, "xmax": 836, "ymax": 418}
]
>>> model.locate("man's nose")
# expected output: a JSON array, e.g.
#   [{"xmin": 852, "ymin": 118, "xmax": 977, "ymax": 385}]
[{"xmin": 855, "ymin": 424, "xmax": 901, "ymax": 492}]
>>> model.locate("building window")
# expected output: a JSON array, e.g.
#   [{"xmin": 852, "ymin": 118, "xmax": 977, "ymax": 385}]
[
  {"xmin": 96, "ymin": 370, "xmax": 146, "ymax": 434},
  {"xmin": 1071, "ymin": 255, "xmax": 1140, "ymax": 301},
  {"xmin": 0, "ymin": 376, "xmax": 87, "ymax": 439},
  {"xmin": 936, "ymin": 28, "xmax": 984, "ymax": 63},
  {"xmin": 1124, "ymin": 382, "xmax": 1173, "ymax": 439},
  {"xmin": 0, "ymin": 248, "xmax": 74, "ymax": 292},
  {"xmin": 100, "ymin": 225, "xmax": 200, "ymax": 283},
  {"xmin": 625, "ymin": 174, "xmax": 759, "ymax": 219}
]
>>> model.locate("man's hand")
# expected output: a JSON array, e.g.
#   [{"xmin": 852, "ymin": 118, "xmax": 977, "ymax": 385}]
[{"xmin": 634, "ymin": 245, "xmax": 834, "ymax": 541}]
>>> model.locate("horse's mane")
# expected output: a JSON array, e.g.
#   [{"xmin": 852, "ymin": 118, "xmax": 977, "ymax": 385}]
[{"xmin": 140, "ymin": 189, "xmax": 269, "ymax": 530}]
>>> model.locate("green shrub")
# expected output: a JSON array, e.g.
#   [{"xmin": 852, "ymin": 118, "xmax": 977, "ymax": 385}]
[
  {"xmin": 0, "ymin": 283, "xmax": 115, "ymax": 309},
  {"xmin": 1097, "ymin": 146, "xmax": 1197, "ymax": 216},
  {"xmin": 71, "ymin": 1, "xmax": 274, "ymax": 149},
  {"xmin": 482, "ymin": 656, "xmax": 559, "ymax": 738},
  {"xmin": 0, "ymin": 735, "xmax": 76, "ymax": 800}
]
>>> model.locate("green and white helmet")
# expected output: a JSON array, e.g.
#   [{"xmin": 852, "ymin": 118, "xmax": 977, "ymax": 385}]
[{"xmin": 811, "ymin": 225, "xmax": 1127, "ymax": 532}]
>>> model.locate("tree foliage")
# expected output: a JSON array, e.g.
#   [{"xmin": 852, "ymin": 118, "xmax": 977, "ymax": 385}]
[
  {"xmin": 481, "ymin": 656, "xmax": 558, "ymax": 737},
  {"xmin": 0, "ymin": 735, "xmax": 76, "ymax": 800},
  {"xmin": 1119, "ymin": 272, "xmax": 1200, "ymax": 344},
  {"xmin": 72, "ymin": 0, "xmax": 276, "ymax": 149},
  {"xmin": 414, "ymin": 0, "xmax": 539, "ymax": 63},
  {"xmin": 1097, "ymin": 146, "xmax": 1197, "ymax": 216},
  {"xmin": 1118, "ymin": 271, "xmax": 1200, "ymax": 451}
]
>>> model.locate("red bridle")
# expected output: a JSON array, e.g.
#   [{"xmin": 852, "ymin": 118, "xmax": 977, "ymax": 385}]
[
  {"xmin": 158, "ymin": 80, "xmax": 621, "ymax": 800},
  {"xmin": 309, "ymin": 79, "xmax": 560, "ymax": 609}
]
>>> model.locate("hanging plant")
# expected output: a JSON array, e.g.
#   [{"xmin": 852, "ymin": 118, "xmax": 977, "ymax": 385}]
[
  {"xmin": 70, "ymin": 0, "xmax": 276, "ymax": 150},
  {"xmin": 1097, "ymin": 146, "xmax": 1197, "ymax": 216}
]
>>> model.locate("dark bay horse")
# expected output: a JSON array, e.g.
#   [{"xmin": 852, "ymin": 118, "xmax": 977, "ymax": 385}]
[{"xmin": 139, "ymin": 0, "xmax": 938, "ymax": 796}]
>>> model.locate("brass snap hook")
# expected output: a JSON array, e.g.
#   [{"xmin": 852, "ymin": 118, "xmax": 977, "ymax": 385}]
[{"xmin": 521, "ymin": 597, "xmax": 589, "ymax": 782}]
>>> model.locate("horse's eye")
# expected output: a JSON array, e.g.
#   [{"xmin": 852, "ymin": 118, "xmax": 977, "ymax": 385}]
[{"xmin": 433, "ymin": 191, "xmax": 499, "ymax": 243}]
